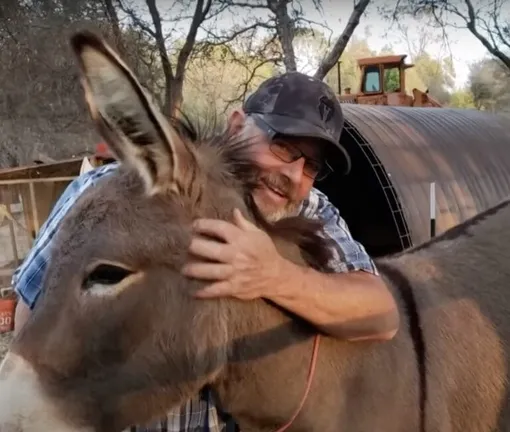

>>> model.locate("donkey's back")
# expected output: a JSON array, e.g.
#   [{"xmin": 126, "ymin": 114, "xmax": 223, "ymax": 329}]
[{"xmin": 376, "ymin": 199, "xmax": 510, "ymax": 432}]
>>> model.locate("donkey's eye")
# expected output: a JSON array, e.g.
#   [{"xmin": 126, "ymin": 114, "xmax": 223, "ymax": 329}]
[{"xmin": 83, "ymin": 264, "xmax": 133, "ymax": 291}]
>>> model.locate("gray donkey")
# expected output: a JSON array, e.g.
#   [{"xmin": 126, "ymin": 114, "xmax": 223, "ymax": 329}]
[{"xmin": 0, "ymin": 30, "xmax": 509, "ymax": 432}]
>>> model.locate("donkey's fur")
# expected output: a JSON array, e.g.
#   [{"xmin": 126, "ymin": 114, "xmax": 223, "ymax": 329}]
[{"xmin": 2, "ymin": 30, "xmax": 510, "ymax": 432}]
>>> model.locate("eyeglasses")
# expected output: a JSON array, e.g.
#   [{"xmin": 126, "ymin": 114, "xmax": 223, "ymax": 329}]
[
  {"xmin": 248, "ymin": 114, "xmax": 334, "ymax": 181},
  {"xmin": 269, "ymin": 139, "xmax": 333, "ymax": 181}
]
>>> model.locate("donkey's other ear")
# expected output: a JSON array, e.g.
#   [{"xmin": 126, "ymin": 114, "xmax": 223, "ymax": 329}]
[{"xmin": 70, "ymin": 30, "xmax": 194, "ymax": 195}]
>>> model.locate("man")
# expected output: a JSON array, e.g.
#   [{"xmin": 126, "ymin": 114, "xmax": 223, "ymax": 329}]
[{"xmin": 12, "ymin": 72, "xmax": 399, "ymax": 431}]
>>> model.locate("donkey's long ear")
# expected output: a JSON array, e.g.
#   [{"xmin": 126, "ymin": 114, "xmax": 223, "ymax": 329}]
[{"xmin": 70, "ymin": 30, "xmax": 193, "ymax": 195}]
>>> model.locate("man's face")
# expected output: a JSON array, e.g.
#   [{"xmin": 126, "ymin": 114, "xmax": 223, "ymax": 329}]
[{"xmin": 234, "ymin": 115, "xmax": 327, "ymax": 222}]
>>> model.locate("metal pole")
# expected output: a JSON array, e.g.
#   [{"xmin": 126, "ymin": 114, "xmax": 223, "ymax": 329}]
[
  {"xmin": 28, "ymin": 181, "xmax": 40, "ymax": 237},
  {"xmin": 430, "ymin": 182, "xmax": 436, "ymax": 237},
  {"xmin": 5, "ymin": 194, "xmax": 19, "ymax": 266},
  {"xmin": 337, "ymin": 61, "xmax": 342, "ymax": 95}
]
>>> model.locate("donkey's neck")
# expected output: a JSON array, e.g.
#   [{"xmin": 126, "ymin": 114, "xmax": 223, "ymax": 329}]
[
  {"xmin": 212, "ymin": 295, "xmax": 318, "ymax": 431},
  {"xmin": 208, "ymin": 226, "xmax": 332, "ymax": 430}
]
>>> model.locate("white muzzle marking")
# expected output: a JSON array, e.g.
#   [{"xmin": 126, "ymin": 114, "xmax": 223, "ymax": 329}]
[{"xmin": 0, "ymin": 352, "xmax": 93, "ymax": 432}]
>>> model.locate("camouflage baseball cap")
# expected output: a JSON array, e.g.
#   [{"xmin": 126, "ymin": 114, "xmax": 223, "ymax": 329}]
[{"xmin": 243, "ymin": 71, "xmax": 351, "ymax": 174}]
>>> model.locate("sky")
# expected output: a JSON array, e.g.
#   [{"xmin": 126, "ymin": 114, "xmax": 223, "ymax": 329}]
[
  {"xmin": 297, "ymin": 0, "xmax": 490, "ymax": 88},
  {"xmin": 131, "ymin": 0, "xmax": 494, "ymax": 89}
]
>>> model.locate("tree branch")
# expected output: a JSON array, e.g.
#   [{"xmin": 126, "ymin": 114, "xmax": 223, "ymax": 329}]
[
  {"xmin": 401, "ymin": 0, "xmax": 510, "ymax": 71},
  {"xmin": 175, "ymin": 0, "xmax": 211, "ymax": 79},
  {"xmin": 269, "ymin": 0, "xmax": 297, "ymax": 71},
  {"xmin": 117, "ymin": 0, "xmax": 157, "ymax": 39},
  {"xmin": 313, "ymin": 0, "xmax": 371, "ymax": 80}
]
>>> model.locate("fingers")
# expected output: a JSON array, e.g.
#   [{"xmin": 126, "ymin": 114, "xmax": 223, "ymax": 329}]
[
  {"xmin": 188, "ymin": 237, "xmax": 234, "ymax": 263},
  {"xmin": 192, "ymin": 218, "xmax": 240, "ymax": 242},
  {"xmin": 233, "ymin": 208, "xmax": 258, "ymax": 231},
  {"xmin": 192, "ymin": 209, "xmax": 257, "ymax": 242},
  {"xmin": 194, "ymin": 282, "xmax": 231, "ymax": 298},
  {"xmin": 181, "ymin": 262, "xmax": 233, "ymax": 281}
]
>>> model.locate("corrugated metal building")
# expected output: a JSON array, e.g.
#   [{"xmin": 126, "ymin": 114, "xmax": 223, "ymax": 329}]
[{"xmin": 317, "ymin": 105, "xmax": 510, "ymax": 257}]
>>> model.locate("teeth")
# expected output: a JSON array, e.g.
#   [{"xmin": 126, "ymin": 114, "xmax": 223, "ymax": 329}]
[
  {"xmin": 263, "ymin": 180, "xmax": 286, "ymax": 198},
  {"xmin": 270, "ymin": 186, "xmax": 284, "ymax": 196}
]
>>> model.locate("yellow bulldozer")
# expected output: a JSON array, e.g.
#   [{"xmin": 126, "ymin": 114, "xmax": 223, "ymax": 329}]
[{"xmin": 336, "ymin": 54, "xmax": 442, "ymax": 107}]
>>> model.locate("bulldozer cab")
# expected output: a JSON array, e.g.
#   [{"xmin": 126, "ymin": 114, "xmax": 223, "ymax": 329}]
[
  {"xmin": 337, "ymin": 54, "xmax": 441, "ymax": 107},
  {"xmin": 360, "ymin": 55, "xmax": 408, "ymax": 94}
]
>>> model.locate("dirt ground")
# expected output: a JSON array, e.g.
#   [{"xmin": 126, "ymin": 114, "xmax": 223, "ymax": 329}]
[{"xmin": 0, "ymin": 331, "xmax": 13, "ymax": 361}]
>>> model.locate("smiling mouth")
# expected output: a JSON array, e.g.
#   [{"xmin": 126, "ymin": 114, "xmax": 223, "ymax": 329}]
[{"xmin": 262, "ymin": 180, "xmax": 288, "ymax": 199}]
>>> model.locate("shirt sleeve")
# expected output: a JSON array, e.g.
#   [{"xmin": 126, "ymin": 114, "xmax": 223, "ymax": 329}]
[
  {"xmin": 12, "ymin": 163, "xmax": 118, "ymax": 309},
  {"xmin": 300, "ymin": 188, "xmax": 379, "ymax": 275}
]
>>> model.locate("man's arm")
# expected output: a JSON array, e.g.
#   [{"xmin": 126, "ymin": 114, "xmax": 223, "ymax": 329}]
[
  {"xmin": 266, "ymin": 262, "xmax": 399, "ymax": 341},
  {"xmin": 266, "ymin": 189, "xmax": 399, "ymax": 341},
  {"xmin": 184, "ymin": 190, "xmax": 399, "ymax": 342}
]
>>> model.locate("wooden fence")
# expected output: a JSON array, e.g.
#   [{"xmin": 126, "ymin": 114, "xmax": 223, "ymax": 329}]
[{"xmin": 0, "ymin": 158, "xmax": 83, "ymax": 293}]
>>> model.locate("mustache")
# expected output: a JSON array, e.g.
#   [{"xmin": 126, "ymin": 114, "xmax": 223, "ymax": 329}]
[{"xmin": 260, "ymin": 173, "xmax": 294, "ymax": 199}]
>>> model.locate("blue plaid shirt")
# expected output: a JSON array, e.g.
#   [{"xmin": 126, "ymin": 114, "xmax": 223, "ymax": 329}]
[{"xmin": 12, "ymin": 163, "xmax": 377, "ymax": 431}]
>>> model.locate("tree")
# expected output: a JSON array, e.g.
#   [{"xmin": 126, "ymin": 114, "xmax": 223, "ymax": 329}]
[
  {"xmin": 313, "ymin": 0, "xmax": 372, "ymax": 80},
  {"xmin": 183, "ymin": 43, "xmax": 275, "ymax": 118},
  {"xmin": 413, "ymin": 52, "xmax": 455, "ymax": 103},
  {"xmin": 293, "ymin": 27, "xmax": 330, "ymax": 75},
  {"xmin": 323, "ymin": 36, "xmax": 375, "ymax": 93},
  {"xmin": 118, "ymin": 0, "xmax": 229, "ymax": 116},
  {"xmin": 467, "ymin": 58, "xmax": 510, "ymax": 112},
  {"xmin": 449, "ymin": 89, "xmax": 475, "ymax": 109},
  {"xmin": 396, "ymin": 0, "xmax": 510, "ymax": 71},
  {"xmin": 0, "ymin": 0, "xmax": 114, "ymax": 165},
  {"xmin": 208, "ymin": 0, "xmax": 372, "ymax": 84}
]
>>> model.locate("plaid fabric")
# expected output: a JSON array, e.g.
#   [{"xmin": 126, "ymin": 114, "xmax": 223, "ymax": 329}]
[
  {"xmin": 298, "ymin": 188, "xmax": 379, "ymax": 275},
  {"xmin": 12, "ymin": 163, "xmax": 377, "ymax": 431},
  {"xmin": 124, "ymin": 389, "xmax": 225, "ymax": 432}
]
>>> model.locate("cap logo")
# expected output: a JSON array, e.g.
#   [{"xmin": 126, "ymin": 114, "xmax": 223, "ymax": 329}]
[
  {"xmin": 318, "ymin": 96, "xmax": 334, "ymax": 123},
  {"xmin": 254, "ymin": 82, "xmax": 283, "ymax": 113}
]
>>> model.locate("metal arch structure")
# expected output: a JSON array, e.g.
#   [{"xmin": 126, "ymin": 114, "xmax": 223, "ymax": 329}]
[{"xmin": 317, "ymin": 104, "xmax": 510, "ymax": 257}]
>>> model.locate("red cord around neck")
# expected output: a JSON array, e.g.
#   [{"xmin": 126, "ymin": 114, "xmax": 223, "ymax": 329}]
[{"xmin": 273, "ymin": 334, "xmax": 321, "ymax": 432}]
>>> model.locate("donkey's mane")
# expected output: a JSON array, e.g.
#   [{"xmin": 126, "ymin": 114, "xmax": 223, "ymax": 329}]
[
  {"xmin": 167, "ymin": 110, "xmax": 335, "ymax": 273},
  {"xmin": 392, "ymin": 195, "xmax": 510, "ymax": 257}
]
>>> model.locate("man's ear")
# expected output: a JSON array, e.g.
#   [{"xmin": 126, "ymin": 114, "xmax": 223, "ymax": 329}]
[
  {"xmin": 227, "ymin": 109, "xmax": 247, "ymax": 136},
  {"xmin": 70, "ymin": 30, "xmax": 195, "ymax": 196}
]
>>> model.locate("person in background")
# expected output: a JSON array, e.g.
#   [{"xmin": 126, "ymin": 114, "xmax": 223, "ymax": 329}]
[
  {"xmin": 94, "ymin": 142, "xmax": 116, "ymax": 165},
  {"xmin": 79, "ymin": 142, "xmax": 116, "ymax": 174}
]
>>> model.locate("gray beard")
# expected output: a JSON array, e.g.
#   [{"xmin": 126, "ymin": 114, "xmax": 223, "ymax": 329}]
[{"xmin": 256, "ymin": 199, "xmax": 301, "ymax": 223}]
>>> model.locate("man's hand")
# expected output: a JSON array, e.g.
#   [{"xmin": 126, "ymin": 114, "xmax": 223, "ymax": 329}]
[
  {"xmin": 182, "ymin": 209, "xmax": 288, "ymax": 300},
  {"xmin": 182, "ymin": 210, "xmax": 399, "ymax": 341}
]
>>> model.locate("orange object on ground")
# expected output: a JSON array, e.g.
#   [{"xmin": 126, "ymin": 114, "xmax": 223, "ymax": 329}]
[{"xmin": 0, "ymin": 298, "xmax": 15, "ymax": 333}]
